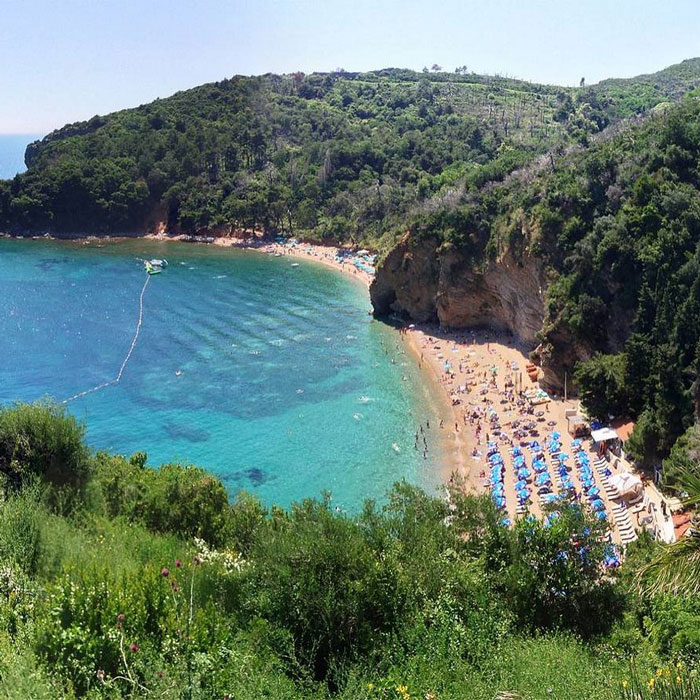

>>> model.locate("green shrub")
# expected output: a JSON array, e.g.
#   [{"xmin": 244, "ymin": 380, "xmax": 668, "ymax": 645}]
[
  {"xmin": 0, "ymin": 488, "xmax": 42, "ymax": 576},
  {"xmin": 0, "ymin": 402, "xmax": 89, "ymax": 505},
  {"xmin": 94, "ymin": 453, "xmax": 231, "ymax": 545}
]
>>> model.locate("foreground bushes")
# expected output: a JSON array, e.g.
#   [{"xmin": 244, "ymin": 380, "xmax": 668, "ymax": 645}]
[
  {"xmin": 0, "ymin": 401, "xmax": 698, "ymax": 698},
  {"xmin": 0, "ymin": 401, "xmax": 88, "ymax": 504},
  {"xmin": 94, "ymin": 453, "xmax": 232, "ymax": 546}
]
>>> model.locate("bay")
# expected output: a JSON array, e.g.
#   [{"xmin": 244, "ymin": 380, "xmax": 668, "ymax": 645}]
[{"xmin": 0, "ymin": 238, "xmax": 444, "ymax": 509}]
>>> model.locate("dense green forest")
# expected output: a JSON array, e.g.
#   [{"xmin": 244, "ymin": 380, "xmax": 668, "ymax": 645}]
[
  {"xmin": 2, "ymin": 61, "xmax": 700, "ymax": 244},
  {"xmin": 1, "ymin": 401, "xmax": 700, "ymax": 699},
  {"xmin": 406, "ymin": 93, "xmax": 700, "ymax": 476}
]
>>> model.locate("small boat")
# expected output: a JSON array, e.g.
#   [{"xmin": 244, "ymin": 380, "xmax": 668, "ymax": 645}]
[
  {"xmin": 291, "ymin": 263, "xmax": 299, "ymax": 267},
  {"xmin": 145, "ymin": 262, "xmax": 161, "ymax": 275},
  {"xmin": 148, "ymin": 258, "xmax": 168, "ymax": 268}
]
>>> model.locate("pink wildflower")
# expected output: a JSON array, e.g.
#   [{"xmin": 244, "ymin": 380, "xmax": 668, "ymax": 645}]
[{"xmin": 160, "ymin": 567, "xmax": 169, "ymax": 577}]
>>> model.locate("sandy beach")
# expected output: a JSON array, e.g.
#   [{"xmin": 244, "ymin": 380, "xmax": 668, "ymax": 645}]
[{"xmin": 144, "ymin": 234, "xmax": 575, "ymax": 493}]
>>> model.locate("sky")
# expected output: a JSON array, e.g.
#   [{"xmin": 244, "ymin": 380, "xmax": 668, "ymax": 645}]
[{"xmin": 2, "ymin": 0, "xmax": 700, "ymax": 134}]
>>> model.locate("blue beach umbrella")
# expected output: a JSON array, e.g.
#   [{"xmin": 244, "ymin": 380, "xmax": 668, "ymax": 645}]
[
  {"xmin": 591, "ymin": 499, "xmax": 605, "ymax": 511},
  {"xmin": 517, "ymin": 468, "xmax": 531, "ymax": 479},
  {"xmin": 586, "ymin": 486, "xmax": 601, "ymax": 497},
  {"xmin": 516, "ymin": 479, "xmax": 528, "ymax": 490},
  {"xmin": 542, "ymin": 493, "xmax": 557, "ymax": 504},
  {"xmin": 535, "ymin": 473, "xmax": 550, "ymax": 486}
]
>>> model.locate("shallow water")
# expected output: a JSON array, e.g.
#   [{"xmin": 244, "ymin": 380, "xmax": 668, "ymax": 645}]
[{"xmin": 0, "ymin": 238, "xmax": 444, "ymax": 509}]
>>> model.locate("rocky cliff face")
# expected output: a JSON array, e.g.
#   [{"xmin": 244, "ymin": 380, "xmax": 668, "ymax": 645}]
[
  {"xmin": 370, "ymin": 234, "xmax": 584, "ymax": 392},
  {"xmin": 370, "ymin": 236, "xmax": 442, "ymax": 323},
  {"xmin": 371, "ymin": 234, "xmax": 546, "ymax": 341}
]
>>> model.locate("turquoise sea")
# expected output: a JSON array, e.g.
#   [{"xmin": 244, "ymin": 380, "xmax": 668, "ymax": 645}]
[
  {"xmin": 0, "ymin": 134, "xmax": 42, "ymax": 179},
  {"xmin": 0, "ymin": 238, "xmax": 444, "ymax": 509}
]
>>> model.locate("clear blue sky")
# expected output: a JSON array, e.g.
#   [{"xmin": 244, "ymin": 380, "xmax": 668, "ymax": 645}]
[{"xmin": 2, "ymin": 0, "xmax": 699, "ymax": 134}]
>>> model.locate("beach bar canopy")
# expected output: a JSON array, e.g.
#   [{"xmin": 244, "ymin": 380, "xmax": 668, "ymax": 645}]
[
  {"xmin": 609, "ymin": 472, "xmax": 643, "ymax": 502},
  {"xmin": 590, "ymin": 427, "xmax": 618, "ymax": 443}
]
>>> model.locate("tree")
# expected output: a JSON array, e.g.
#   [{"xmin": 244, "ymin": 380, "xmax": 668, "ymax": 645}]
[
  {"xmin": 573, "ymin": 353, "xmax": 629, "ymax": 419},
  {"xmin": 431, "ymin": 64, "xmax": 443, "ymax": 72},
  {"xmin": 580, "ymin": 77, "xmax": 585, "ymax": 87},
  {"xmin": 0, "ymin": 401, "xmax": 89, "ymax": 498},
  {"xmin": 640, "ymin": 463, "xmax": 700, "ymax": 596},
  {"xmin": 478, "ymin": 501, "xmax": 622, "ymax": 636}
]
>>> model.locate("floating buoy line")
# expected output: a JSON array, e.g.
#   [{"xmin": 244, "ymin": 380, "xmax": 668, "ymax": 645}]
[{"xmin": 61, "ymin": 263, "xmax": 157, "ymax": 404}]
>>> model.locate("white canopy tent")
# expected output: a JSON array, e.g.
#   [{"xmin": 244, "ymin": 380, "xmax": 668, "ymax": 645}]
[
  {"xmin": 590, "ymin": 427, "xmax": 618, "ymax": 443},
  {"xmin": 609, "ymin": 472, "xmax": 644, "ymax": 502}
]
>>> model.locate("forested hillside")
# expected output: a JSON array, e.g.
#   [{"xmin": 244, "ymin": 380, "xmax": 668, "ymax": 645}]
[
  {"xmin": 2, "ymin": 61, "xmax": 699, "ymax": 243},
  {"xmin": 379, "ymin": 95, "xmax": 700, "ymax": 472}
]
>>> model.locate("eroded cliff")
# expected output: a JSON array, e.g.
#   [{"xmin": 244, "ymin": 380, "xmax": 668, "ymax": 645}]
[{"xmin": 370, "ymin": 234, "xmax": 589, "ymax": 392}]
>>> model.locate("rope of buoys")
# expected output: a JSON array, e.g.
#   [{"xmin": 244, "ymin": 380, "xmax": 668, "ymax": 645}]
[{"xmin": 61, "ymin": 274, "xmax": 151, "ymax": 404}]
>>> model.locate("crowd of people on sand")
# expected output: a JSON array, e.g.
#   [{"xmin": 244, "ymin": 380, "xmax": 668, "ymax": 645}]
[{"xmin": 396, "ymin": 325, "xmax": 629, "ymax": 544}]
